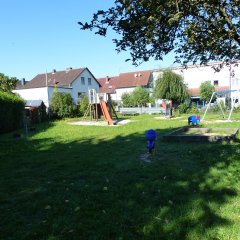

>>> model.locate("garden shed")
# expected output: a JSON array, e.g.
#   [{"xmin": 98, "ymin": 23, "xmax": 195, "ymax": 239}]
[{"xmin": 25, "ymin": 100, "xmax": 47, "ymax": 124}]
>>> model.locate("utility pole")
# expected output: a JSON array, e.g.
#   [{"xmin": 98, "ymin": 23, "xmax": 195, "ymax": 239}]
[{"xmin": 45, "ymin": 69, "xmax": 50, "ymax": 119}]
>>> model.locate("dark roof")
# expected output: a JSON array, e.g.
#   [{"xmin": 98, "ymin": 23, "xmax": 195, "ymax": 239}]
[
  {"xmin": 98, "ymin": 70, "xmax": 152, "ymax": 93},
  {"xmin": 17, "ymin": 68, "xmax": 87, "ymax": 89}
]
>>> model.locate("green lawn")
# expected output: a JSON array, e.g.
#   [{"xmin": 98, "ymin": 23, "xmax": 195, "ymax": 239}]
[{"xmin": 0, "ymin": 114, "xmax": 240, "ymax": 240}]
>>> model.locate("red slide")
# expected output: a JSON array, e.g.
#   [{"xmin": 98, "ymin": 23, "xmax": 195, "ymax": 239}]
[{"xmin": 100, "ymin": 100, "xmax": 113, "ymax": 125}]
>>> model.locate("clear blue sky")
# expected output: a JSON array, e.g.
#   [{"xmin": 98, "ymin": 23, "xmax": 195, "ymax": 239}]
[{"xmin": 0, "ymin": 0, "xmax": 176, "ymax": 81}]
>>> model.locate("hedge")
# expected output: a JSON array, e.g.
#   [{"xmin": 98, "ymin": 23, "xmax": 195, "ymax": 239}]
[{"xmin": 0, "ymin": 91, "xmax": 25, "ymax": 133}]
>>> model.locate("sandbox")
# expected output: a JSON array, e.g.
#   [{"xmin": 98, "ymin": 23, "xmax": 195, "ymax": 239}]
[{"xmin": 163, "ymin": 127, "xmax": 239, "ymax": 143}]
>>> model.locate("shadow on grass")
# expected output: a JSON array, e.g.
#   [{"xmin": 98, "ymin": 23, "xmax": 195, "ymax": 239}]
[
  {"xmin": 0, "ymin": 120, "xmax": 56, "ymax": 140},
  {"xmin": 0, "ymin": 124, "xmax": 239, "ymax": 240}
]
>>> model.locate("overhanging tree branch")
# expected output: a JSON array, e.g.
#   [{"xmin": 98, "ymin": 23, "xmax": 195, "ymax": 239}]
[{"xmin": 78, "ymin": 0, "xmax": 240, "ymax": 66}]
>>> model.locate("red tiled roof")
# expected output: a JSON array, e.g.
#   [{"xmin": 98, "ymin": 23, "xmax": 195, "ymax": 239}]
[
  {"xmin": 188, "ymin": 88, "xmax": 200, "ymax": 96},
  {"xmin": 98, "ymin": 70, "xmax": 152, "ymax": 93},
  {"xmin": 215, "ymin": 86, "xmax": 230, "ymax": 92},
  {"xmin": 17, "ymin": 68, "xmax": 87, "ymax": 89},
  {"xmin": 97, "ymin": 76, "xmax": 118, "ymax": 93},
  {"xmin": 117, "ymin": 70, "xmax": 152, "ymax": 88},
  {"xmin": 188, "ymin": 86, "xmax": 229, "ymax": 97}
]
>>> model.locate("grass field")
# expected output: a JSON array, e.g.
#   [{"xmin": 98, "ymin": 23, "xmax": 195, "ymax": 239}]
[{"xmin": 0, "ymin": 113, "xmax": 240, "ymax": 240}]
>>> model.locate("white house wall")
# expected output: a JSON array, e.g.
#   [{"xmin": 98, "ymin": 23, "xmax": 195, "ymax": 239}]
[
  {"xmin": 173, "ymin": 66, "xmax": 230, "ymax": 89},
  {"xmin": 153, "ymin": 63, "xmax": 240, "ymax": 90},
  {"xmin": 71, "ymin": 69, "xmax": 99, "ymax": 103},
  {"xmin": 13, "ymin": 87, "xmax": 49, "ymax": 106},
  {"xmin": 115, "ymin": 87, "xmax": 136, "ymax": 101},
  {"xmin": 14, "ymin": 69, "xmax": 100, "ymax": 106},
  {"xmin": 13, "ymin": 87, "xmax": 72, "ymax": 107}
]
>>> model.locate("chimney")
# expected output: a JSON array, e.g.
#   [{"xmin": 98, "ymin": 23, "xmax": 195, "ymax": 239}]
[{"xmin": 105, "ymin": 76, "xmax": 109, "ymax": 84}]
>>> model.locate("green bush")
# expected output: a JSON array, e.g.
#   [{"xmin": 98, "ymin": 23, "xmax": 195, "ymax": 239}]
[
  {"xmin": 188, "ymin": 102, "xmax": 199, "ymax": 114},
  {"xmin": 121, "ymin": 92, "xmax": 134, "ymax": 107},
  {"xmin": 208, "ymin": 100, "xmax": 227, "ymax": 113},
  {"xmin": 50, "ymin": 91, "xmax": 76, "ymax": 118},
  {"xmin": 177, "ymin": 102, "xmax": 189, "ymax": 114},
  {"xmin": 132, "ymin": 86, "xmax": 150, "ymax": 107},
  {"xmin": 79, "ymin": 95, "xmax": 89, "ymax": 116},
  {"xmin": 0, "ymin": 92, "xmax": 25, "ymax": 133},
  {"xmin": 233, "ymin": 106, "xmax": 240, "ymax": 113}
]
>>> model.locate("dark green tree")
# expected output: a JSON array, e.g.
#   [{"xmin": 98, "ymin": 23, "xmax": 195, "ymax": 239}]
[
  {"xmin": 199, "ymin": 81, "xmax": 215, "ymax": 103},
  {"xmin": 153, "ymin": 70, "xmax": 189, "ymax": 105},
  {"xmin": 132, "ymin": 86, "xmax": 149, "ymax": 106},
  {"xmin": 0, "ymin": 91, "xmax": 24, "ymax": 133},
  {"xmin": 50, "ymin": 90, "xmax": 76, "ymax": 118},
  {"xmin": 0, "ymin": 73, "xmax": 18, "ymax": 92},
  {"xmin": 79, "ymin": 1, "xmax": 240, "ymax": 66},
  {"xmin": 79, "ymin": 95, "xmax": 89, "ymax": 116}
]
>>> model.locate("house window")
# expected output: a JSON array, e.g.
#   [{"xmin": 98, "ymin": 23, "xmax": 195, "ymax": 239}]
[
  {"xmin": 77, "ymin": 92, "xmax": 86, "ymax": 104},
  {"xmin": 88, "ymin": 78, "xmax": 91, "ymax": 85},
  {"xmin": 81, "ymin": 77, "xmax": 85, "ymax": 85},
  {"xmin": 213, "ymin": 80, "xmax": 219, "ymax": 86},
  {"xmin": 78, "ymin": 92, "xmax": 86, "ymax": 98}
]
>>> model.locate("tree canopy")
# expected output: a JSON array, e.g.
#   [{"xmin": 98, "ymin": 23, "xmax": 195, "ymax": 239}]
[
  {"xmin": 79, "ymin": 0, "xmax": 240, "ymax": 66},
  {"xmin": 199, "ymin": 81, "xmax": 215, "ymax": 102},
  {"xmin": 153, "ymin": 70, "xmax": 189, "ymax": 105},
  {"xmin": 50, "ymin": 90, "xmax": 76, "ymax": 118},
  {"xmin": 0, "ymin": 73, "xmax": 18, "ymax": 92},
  {"xmin": 132, "ymin": 86, "xmax": 149, "ymax": 106},
  {"xmin": 121, "ymin": 92, "xmax": 134, "ymax": 107},
  {"xmin": 121, "ymin": 86, "xmax": 150, "ymax": 107}
]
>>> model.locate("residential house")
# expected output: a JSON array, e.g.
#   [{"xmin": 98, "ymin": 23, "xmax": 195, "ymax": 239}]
[
  {"xmin": 14, "ymin": 67, "xmax": 100, "ymax": 107},
  {"xmin": 99, "ymin": 62, "xmax": 240, "ymax": 107},
  {"xmin": 97, "ymin": 70, "xmax": 153, "ymax": 104},
  {"xmin": 153, "ymin": 62, "xmax": 240, "ymax": 106}
]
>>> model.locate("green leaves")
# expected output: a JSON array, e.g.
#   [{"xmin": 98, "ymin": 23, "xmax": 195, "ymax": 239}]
[
  {"xmin": 0, "ymin": 91, "xmax": 24, "ymax": 133},
  {"xmin": 122, "ymin": 86, "xmax": 150, "ymax": 107},
  {"xmin": 0, "ymin": 73, "xmax": 18, "ymax": 92},
  {"xmin": 132, "ymin": 86, "xmax": 150, "ymax": 106},
  {"xmin": 153, "ymin": 70, "xmax": 189, "ymax": 105},
  {"xmin": 200, "ymin": 81, "xmax": 215, "ymax": 102},
  {"xmin": 50, "ymin": 91, "xmax": 76, "ymax": 119},
  {"xmin": 78, "ymin": 0, "xmax": 240, "ymax": 66}
]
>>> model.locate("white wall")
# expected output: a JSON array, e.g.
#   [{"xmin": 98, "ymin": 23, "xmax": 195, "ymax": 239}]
[
  {"xmin": 173, "ymin": 65, "xmax": 230, "ymax": 89},
  {"xmin": 115, "ymin": 87, "xmax": 136, "ymax": 101},
  {"xmin": 13, "ymin": 69, "xmax": 100, "ymax": 106},
  {"xmin": 13, "ymin": 87, "xmax": 49, "ymax": 106},
  {"xmin": 71, "ymin": 69, "xmax": 100, "ymax": 103},
  {"xmin": 153, "ymin": 63, "xmax": 240, "ymax": 90},
  {"xmin": 13, "ymin": 87, "xmax": 72, "ymax": 107}
]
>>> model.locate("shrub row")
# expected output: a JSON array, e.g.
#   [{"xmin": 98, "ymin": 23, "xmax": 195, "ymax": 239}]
[{"xmin": 0, "ymin": 92, "xmax": 25, "ymax": 133}]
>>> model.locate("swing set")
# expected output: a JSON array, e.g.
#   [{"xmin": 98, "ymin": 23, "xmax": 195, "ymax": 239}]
[{"xmin": 202, "ymin": 89, "xmax": 240, "ymax": 121}]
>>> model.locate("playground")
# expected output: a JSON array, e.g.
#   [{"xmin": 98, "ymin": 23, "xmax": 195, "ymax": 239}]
[{"xmin": 1, "ymin": 113, "xmax": 240, "ymax": 240}]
